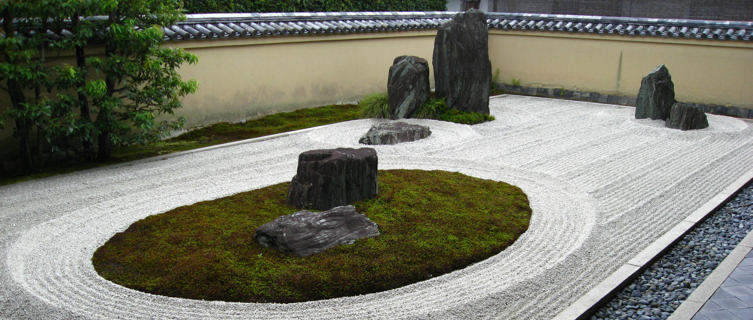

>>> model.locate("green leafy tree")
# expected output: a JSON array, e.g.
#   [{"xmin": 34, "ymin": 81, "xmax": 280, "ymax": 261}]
[
  {"xmin": 1, "ymin": 0, "xmax": 197, "ymax": 170},
  {"xmin": 74, "ymin": 0, "xmax": 196, "ymax": 161},
  {"xmin": 0, "ymin": 0, "xmax": 77, "ymax": 171}
]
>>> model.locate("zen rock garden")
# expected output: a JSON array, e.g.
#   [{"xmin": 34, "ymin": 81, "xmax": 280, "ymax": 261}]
[
  {"xmin": 255, "ymin": 147, "xmax": 380, "ymax": 257},
  {"xmin": 635, "ymin": 64, "xmax": 709, "ymax": 130},
  {"xmin": 360, "ymin": 9, "xmax": 491, "ymax": 145}
]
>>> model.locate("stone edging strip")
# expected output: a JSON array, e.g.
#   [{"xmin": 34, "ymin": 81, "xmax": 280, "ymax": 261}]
[
  {"xmin": 553, "ymin": 167, "xmax": 753, "ymax": 320},
  {"xmin": 667, "ymin": 229, "xmax": 753, "ymax": 319},
  {"xmin": 496, "ymin": 84, "xmax": 753, "ymax": 119}
]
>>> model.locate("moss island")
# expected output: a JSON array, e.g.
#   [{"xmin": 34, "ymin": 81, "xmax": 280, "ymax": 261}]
[{"xmin": 93, "ymin": 169, "xmax": 531, "ymax": 303}]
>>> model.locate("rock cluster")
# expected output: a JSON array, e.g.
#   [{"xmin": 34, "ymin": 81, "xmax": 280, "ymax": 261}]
[
  {"xmin": 359, "ymin": 121, "xmax": 432, "ymax": 145},
  {"xmin": 433, "ymin": 9, "xmax": 491, "ymax": 115},
  {"xmin": 666, "ymin": 103, "xmax": 709, "ymax": 130},
  {"xmin": 286, "ymin": 148, "xmax": 378, "ymax": 210},
  {"xmin": 635, "ymin": 65, "xmax": 709, "ymax": 130},
  {"xmin": 388, "ymin": 56, "xmax": 430, "ymax": 119},
  {"xmin": 254, "ymin": 205, "xmax": 380, "ymax": 257}
]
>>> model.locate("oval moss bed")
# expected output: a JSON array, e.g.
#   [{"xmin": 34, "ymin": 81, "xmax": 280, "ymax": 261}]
[{"xmin": 93, "ymin": 169, "xmax": 531, "ymax": 303}]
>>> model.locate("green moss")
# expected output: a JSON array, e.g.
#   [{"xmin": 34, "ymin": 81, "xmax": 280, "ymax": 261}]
[
  {"xmin": 93, "ymin": 169, "xmax": 531, "ymax": 303},
  {"xmin": 1, "ymin": 104, "xmax": 361, "ymax": 186},
  {"xmin": 414, "ymin": 98, "xmax": 495, "ymax": 125}
]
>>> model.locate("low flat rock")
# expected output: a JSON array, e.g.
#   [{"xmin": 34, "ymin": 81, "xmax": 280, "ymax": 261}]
[
  {"xmin": 666, "ymin": 103, "xmax": 709, "ymax": 130},
  {"xmin": 254, "ymin": 205, "xmax": 380, "ymax": 257},
  {"xmin": 286, "ymin": 148, "xmax": 378, "ymax": 210},
  {"xmin": 359, "ymin": 122, "xmax": 432, "ymax": 145}
]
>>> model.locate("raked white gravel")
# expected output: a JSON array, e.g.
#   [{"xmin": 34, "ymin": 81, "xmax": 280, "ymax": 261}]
[{"xmin": 1, "ymin": 95, "xmax": 752, "ymax": 319}]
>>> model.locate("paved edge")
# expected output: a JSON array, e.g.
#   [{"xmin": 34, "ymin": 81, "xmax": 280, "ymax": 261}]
[
  {"xmin": 553, "ymin": 168, "xmax": 753, "ymax": 320},
  {"xmin": 667, "ymin": 229, "xmax": 753, "ymax": 320}
]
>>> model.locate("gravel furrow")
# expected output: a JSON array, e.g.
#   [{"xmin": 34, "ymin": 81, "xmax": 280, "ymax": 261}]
[{"xmin": 1, "ymin": 95, "xmax": 751, "ymax": 319}]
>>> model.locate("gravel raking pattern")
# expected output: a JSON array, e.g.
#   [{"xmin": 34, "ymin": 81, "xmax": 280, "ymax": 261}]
[{"xmin": 1, "ymin": 95, "xmax": 752, "ymax": 319}]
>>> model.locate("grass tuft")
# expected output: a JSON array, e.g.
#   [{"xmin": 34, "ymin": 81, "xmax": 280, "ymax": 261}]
[
  {"xmin": 93, "ymin": 169, "xmax": 531, "ymax": 303},
  {"xmin": 358, "ymin": 93, "xmax": 391, "ymax": 119},
  {"xmin": 414, "ymin": 98, "xmax": 495, "ymax": 125}
]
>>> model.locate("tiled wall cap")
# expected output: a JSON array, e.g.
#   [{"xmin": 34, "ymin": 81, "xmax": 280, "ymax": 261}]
[{"xmin": 7, "ymin": 11, "xmax": 752, "ymax": 42}]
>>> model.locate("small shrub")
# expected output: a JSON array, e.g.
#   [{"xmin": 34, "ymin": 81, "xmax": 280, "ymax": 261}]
[
  {"xmin": 412, "ymin": 98, "xmax": 444, "ymax": 119},
  {"xmin": 415, "ymin": 98, "xmax": 494, "ymax": 125},
  {"xmin": 437, "ymin": 108, "xmax": 495, "ymax": 124},
  {"xmin": 511, "ymin": 78, "xmax": 522, "ymax": 87},
  {"xmin": 359, "ymin": 93, "xmax": 390, "ymax": 119}
]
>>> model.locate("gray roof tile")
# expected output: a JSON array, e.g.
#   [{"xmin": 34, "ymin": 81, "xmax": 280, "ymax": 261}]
[{"xmin": 12, "ymin": 11, "xmax": 752, "ymax": 42}]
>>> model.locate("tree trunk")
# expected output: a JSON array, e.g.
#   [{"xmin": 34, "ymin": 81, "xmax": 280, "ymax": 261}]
[
  {"xmin": 72, "ymin": 13, "xmax": 94, "ymax": 160},
  {"xmin": 2, "ymin": 7, "xmax": 33, "ymax": 172}
]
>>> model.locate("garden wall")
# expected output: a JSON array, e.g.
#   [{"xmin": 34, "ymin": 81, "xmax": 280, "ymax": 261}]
[
  {"xmin": 488, "ymin": 31, "xmax": 753, "ymax": 110},
  {"xmin": 2, "ymin": 12, "xmax": 752, "ymax": 157},
  {"xmin": 165, "ymin": 31, "xmax": 437, "ymax": 128}
]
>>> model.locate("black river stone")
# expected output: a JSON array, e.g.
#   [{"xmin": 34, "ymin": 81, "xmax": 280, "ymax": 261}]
[
  {"xmin": 286, "ymin": 148, "xmax": 378, "ymax": 210},
  {"xmin": 635, "ymin": 64, "xmax": 676, "ymax": 120},
  {"xmin": 388, "ymin": 55, "xmax": 431, "ymax": 119},
  {"xmin": 433, "ymin": 9, "xmax": 491, "ymax": 115},
  {"xmin": 359, "ymin": 122, "xmax": 432, "ymax": 145},
  {"xmin": 254, "ymin": 205, "xmax": 380, "ymax": 257},
  {"xmin": 666, "ymin": 103, "xmax": 709, "ymax": 130}
]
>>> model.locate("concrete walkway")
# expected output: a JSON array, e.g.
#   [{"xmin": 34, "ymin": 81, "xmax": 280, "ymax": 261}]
[
  {"xmin": 671, "ymin": 230, "xmax": 753, "ymax": 320},
  {"xmin": 2, "ymin": 95, "xmax": 753, "ymax": 319}
]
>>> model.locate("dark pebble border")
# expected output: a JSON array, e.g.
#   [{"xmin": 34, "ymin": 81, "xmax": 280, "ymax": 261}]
[{"xmin": 590, "ymin": 180, "xmax": 753, "ymax": 320}]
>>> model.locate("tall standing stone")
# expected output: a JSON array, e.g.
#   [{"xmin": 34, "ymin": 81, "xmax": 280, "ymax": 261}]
[
  {"xmin": 433, "ymin": 9, "xmax": 491, "ymax": 115},
  {"xmin": 286, "ymin": 148, "xmax": 378, "ymax": 210},
  {"xmin": 388, "ymin": 56, "xmax": 431, "ymax": 119},
  {"xmin": 666, "ymin": 103, "xmax": 709, "ymax": 130},
  {"xmin": 635, "ymin": 65, "xmax": 676, "ymax": 120}
]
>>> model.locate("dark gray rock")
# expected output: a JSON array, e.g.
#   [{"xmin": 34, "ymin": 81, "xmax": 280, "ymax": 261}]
[
  {"xmin": 433, "ymin": 9, "xmax": 491, "ymax": 115},
  {"xmin": 666, "ymin": 103, "xmax": 709, "ymax": 130},
  {"xmin": 635, "ymin": 65, "xmax": 675, "ymax": 120},
  {"xmin": 286, "ymin": 148, "xmax": 378, "ymax": 210},
  {"xmin": 254, "ymin": 205, "xmax": 380, "ymax": 257},
  {"xmin": 388, "ymin": 56, "xmax": 431, "ymax": 119},
  {"xmin": 359, "ymin": 122, "xmax": 432, "ymax": 145}
]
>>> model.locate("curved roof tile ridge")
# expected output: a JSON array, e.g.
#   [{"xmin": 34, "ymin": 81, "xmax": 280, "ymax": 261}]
[{"xmin": 168, "ymin": 11, "xmax": 752, "ymax": 42}]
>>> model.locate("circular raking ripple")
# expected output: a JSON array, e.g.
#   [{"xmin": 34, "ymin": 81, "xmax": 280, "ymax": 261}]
[
  {"xmin": 4, "ymin": 95, "xmax": 752, "ymax": 319},
  {"xmin": 8, "ymin": 156, "xmax": 596, "ymax": 319}
]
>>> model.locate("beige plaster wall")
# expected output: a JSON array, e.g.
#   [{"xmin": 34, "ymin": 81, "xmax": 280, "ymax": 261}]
[
  {"xmin": 3, "ymin": 29, "xmax": 752, "ymax": 157},
  {"xmin": 489, "ymin": 30, "xmax": 753, "ymax": 108},
  {"xmin": 168, "ymin": 32, "xmax": 436, "ymax": 128}
]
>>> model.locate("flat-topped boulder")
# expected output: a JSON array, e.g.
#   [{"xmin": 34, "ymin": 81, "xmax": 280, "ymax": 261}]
[
  {"xmin": 433, "ymin": 9, "xmax": 491, "ymax": 115},
  {"xmin": 388, "ymin": 56, "xmax": 431, "ymax": 119},
  {"xmin": 286, "ymin": 148, "xmax": 378, "ymax": 210},
  {"xmin": 254, "ymin": 205, "xmax": 380, "ymax": 257},
  {"xmin": 666, "ymin": 103, "xmax": 709, "ymax": 130},
  {"xmin": 635, "ymin": 65, "xmax": 675, "ymax": 120},
  {"xmin": 359, "ymin": 122, "xmax": 432, "ymax": 145}
]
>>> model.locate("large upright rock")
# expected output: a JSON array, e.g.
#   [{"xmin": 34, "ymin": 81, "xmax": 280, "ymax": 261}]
[
  {"xmin": 388, "ymin": 56, "xmax": 431, "ymax": 119},
  {"xmin": 286, "ymin": 148, "xmax": 378, "ymax": 210},
  {"xmin": 254, "ymin": 205, "xmax": 380, "ymax": 257},
  {"xmin": 635, "ymin": 65, "xmax": 676, "ymax": 120},
  {"xmin": 666, "ymin": 103, "xmax": 709, "ymax": 130},
  {"xmin": 433, "ymin": 9, "xmax": 491, "ymax": 115}
]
